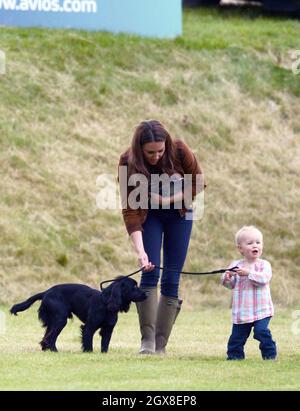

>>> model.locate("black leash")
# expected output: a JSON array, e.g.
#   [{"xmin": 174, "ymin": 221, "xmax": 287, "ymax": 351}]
[
  {"xmin": 100, "ymin": 267, "xmax": 143, "ymax": 290},
  {"xmin": 155, "ymin": 266, "xmax": 239, "ymax": 276},
  {"xmin": 100, "ymin": 265, "xmax": 238, "ymax": 290}
]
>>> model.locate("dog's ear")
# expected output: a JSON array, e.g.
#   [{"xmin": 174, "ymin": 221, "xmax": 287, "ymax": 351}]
[
  {"xmin": 119, "ymin": 279, "xmax": 131, "ymax": 313},
  {"xmin": 107, "ymin": 282, "xmax": 122, "ymax": 312}
]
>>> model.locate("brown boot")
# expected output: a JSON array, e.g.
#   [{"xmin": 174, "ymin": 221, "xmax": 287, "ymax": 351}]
[
  {"xmin": 136, "ymin": 287, "xmax": 157, "ymax": 354},
  {"xmin": 155, "ymin": 295, "xmax": 182, "ymax": 354}
]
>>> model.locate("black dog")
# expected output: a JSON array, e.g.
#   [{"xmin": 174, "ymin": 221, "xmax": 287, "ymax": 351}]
[{"xmin": 10, "ymin": 277, "xmax": 146, "ymax": 352}]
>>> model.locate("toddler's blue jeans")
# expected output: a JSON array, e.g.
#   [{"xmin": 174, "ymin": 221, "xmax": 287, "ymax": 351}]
[
  {"xmin": 227, "ymin": 316, "xmax": 277, "ymax": 360},
  {"xmin": 141, "ymin": 209, "xmax": 193, "ymax": 298}
]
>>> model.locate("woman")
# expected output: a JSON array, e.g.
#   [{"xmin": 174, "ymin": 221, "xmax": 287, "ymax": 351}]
[{"xmin": 118, "ymin": 120, "xmax": 206, "ymax": 354}]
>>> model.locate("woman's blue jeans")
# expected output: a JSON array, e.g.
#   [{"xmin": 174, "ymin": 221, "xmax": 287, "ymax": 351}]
[
  {"xmin": 227, "ymin": 316, "xmax": 277, "ymax": 360},
  {"xmin": 141, "ymin": 209, "xmax": 193, "ymax": 298}
]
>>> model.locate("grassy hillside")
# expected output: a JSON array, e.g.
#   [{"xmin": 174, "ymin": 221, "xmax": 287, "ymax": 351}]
[{"xmin": 0, "ymin": 7, "xmax": 300, "ymax": 306}]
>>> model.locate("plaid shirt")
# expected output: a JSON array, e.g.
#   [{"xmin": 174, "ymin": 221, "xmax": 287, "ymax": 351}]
[{"xmin": 221, "ymin": 258, "xmax": 274, "ymax": 324}]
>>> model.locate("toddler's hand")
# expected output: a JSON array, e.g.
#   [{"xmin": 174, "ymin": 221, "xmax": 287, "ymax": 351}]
[
  {"xmin": 236, "ymin": 268, "xmax": 250, "ymax": 276},
  {"xmin": 225, "ymin": 271, "xmax": 233, "ymax": 281}
]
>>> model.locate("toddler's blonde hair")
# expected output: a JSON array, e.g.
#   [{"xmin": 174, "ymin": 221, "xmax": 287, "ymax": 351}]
[{"xmin": 235, "ymin": 225, "xmax": 263, "ymax": 245}]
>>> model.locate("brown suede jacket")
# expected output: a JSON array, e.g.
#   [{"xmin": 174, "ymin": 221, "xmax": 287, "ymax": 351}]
[{"xmin": 118, "ymin": 139, "xmax": 206, "ymax": 235}]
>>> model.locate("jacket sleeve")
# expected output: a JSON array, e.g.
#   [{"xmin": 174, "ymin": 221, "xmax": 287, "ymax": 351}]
[
  {"xmin": 178, "ymin": 140, "xmax": 206, "ymax": 199},
  {"xmin": 118, "ymin": 155, "xmax": 143, "ymax": 235},
  {"xmin": 121, "ymin": 210, "xmax": 143, "ymax": 235},
  {"xmin": 248, "ymin": 260, "xmax": 272, "ymax": 287}
]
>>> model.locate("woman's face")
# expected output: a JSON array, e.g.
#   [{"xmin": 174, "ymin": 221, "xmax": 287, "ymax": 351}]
[{"xmin": 142, "ymin": 141, "xmax": 166, "ymax": 165}]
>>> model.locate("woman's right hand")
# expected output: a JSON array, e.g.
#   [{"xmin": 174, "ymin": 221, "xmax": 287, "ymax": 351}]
[{"xmin": 138, "ymin": 252, "xmax": 155, "ymax": 272}]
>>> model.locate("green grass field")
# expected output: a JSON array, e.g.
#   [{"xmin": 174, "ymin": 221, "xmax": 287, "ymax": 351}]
[{"xmin": 1, "ymin": 305, "xmax": 300, "ymax": 390}]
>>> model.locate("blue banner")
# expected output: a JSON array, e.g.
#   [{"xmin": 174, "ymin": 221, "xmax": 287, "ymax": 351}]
[{"xmin": 0, "ymin": 0, "xmax": 182, "ymax": 38}]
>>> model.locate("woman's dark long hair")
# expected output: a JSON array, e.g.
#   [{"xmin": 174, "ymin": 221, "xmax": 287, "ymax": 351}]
[{"xmin": 128, "ymin": 120, "xmax": 181, "ymax": 178}]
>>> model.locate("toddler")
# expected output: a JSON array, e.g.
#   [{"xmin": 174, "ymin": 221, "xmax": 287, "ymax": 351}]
[{"xmin": 221, "ymin": 226, "xmax": 277, "ymax": 360}]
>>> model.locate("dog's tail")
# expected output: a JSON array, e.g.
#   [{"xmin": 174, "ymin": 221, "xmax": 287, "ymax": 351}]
[{"xmin": 10, "ymin": 292, "xmax": 45, "ymax": 316}]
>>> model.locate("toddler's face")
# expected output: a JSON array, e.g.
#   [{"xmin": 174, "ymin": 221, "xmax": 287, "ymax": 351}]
[{"xmin": 238, "ymin": 230, "xmax": 263, "ymax": 261}]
